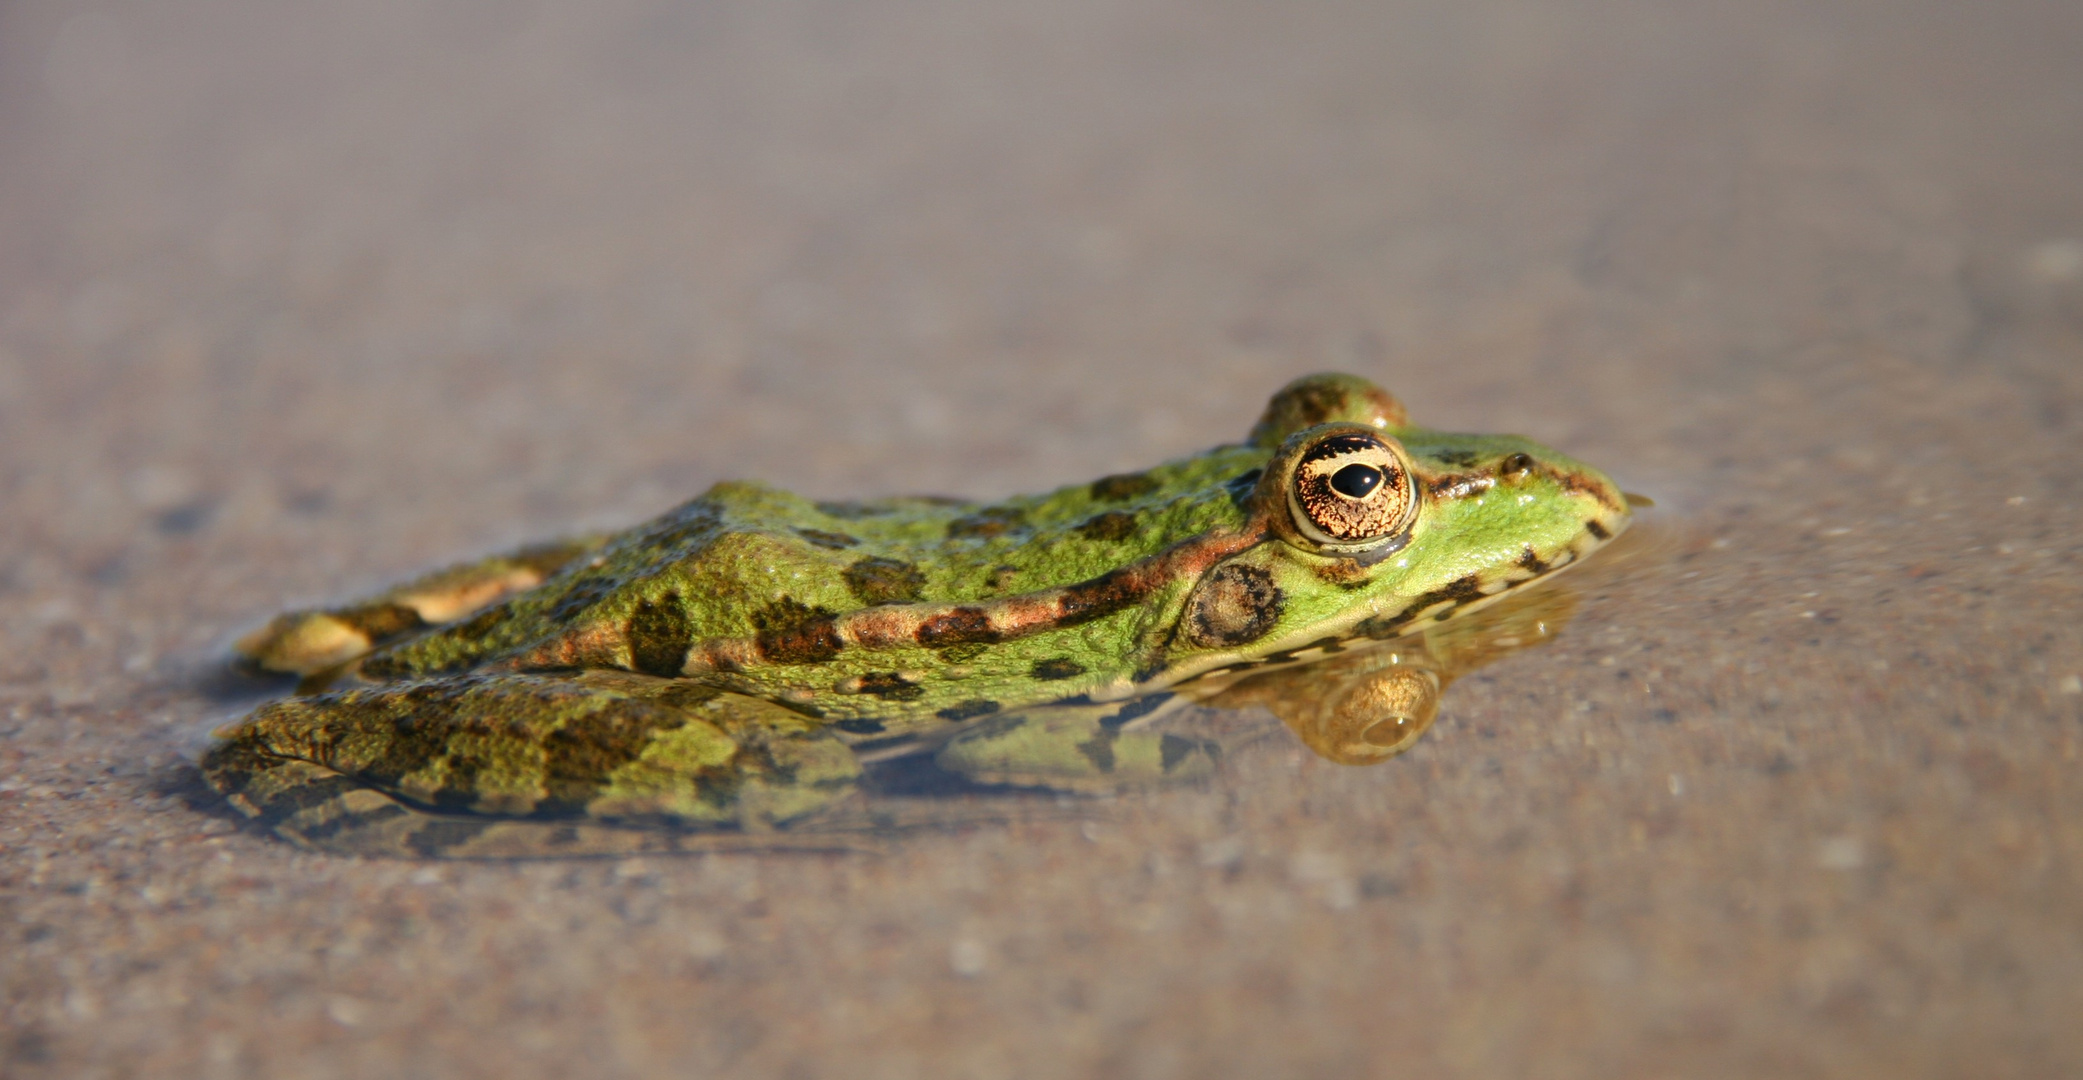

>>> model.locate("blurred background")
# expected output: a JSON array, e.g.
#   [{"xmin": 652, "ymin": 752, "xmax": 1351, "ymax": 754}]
[{"xmin": 1, "ymin": 1, "xmax": 2079, "ymax": 1076}]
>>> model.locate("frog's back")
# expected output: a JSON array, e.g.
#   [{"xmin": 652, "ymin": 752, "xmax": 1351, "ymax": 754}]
[{"xmin": 357, "ymin": 450, "xmax": 1265, "ymax": 693}]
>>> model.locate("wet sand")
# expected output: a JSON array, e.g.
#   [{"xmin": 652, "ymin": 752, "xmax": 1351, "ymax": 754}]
[{"xmin": 2, "ymin": 0, "xmax": 2080, "ymax": 1076}]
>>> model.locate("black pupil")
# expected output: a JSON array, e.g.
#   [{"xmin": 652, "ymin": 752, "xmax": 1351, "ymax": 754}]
[{"xmin": 1329, "ymin": 463, "xmax": 1384, "ymax": 499}]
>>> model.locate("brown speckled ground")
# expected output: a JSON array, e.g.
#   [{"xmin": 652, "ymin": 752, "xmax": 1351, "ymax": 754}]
[{"xmin": 3, "ymin": 1, "xmax": 2081, "ymax": 1076}]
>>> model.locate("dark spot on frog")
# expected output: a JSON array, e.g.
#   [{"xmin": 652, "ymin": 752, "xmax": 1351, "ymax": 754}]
[
  {"xmin": 936, "ymin": 642, "xmax": 990, "ymax": 663},
  {"xmin": 1055, "ymin": 568, "xmax": 1144, "ymax": 625},
  {"xmin": 353, "ymin": 654, "xmax": 411, "ymax": 681},
  {"xmin": 335, "ymin": 602, "xmax": 430, "ymax": 642},
  {"xmin": 1089, "ymin": 472, "xmax": 1160, "ymax": 501},
  {"xmin": 1076, "ymin": 510, "xmax": 1139, "ymax": 542},
  {"xmin": 752, "ymin": 597, "xmax": 845, "ymax": 664},
  {"xmin": 844, "ymin": 557, "xmax": 926, "ymax": 605},
  {"xmin": 1185, "ymin": 564, "xmax": 1284, "ymax": 647},
  {"xmin": 1562, "ymin": 469, "xmax": 1627, "ymax": 511},
  {"xmin": 1586, "ymin": 519, "xmax": 1612, "ymax": 541},
  {"xmin": 1224, "ymin": 468, "xmax": 1263, "ymax": 509},
  {"xmin": 752, "ymin": 597, "xmax": 832, "ymax": 632},
  {"xmin": 937, "ymin": 699, "xmax": 1000, "ymax": 721},
  {"xmin": 1390, "ymin": 574, "xmax": 1487, "ymax": 628},
  {"xmin": 342, "ymin": 682, "xmax": 469, "ymax": 800},
  {"xmin": 1425, "ymin": 473, "xmax": 1491, "ymax": 501},
  {"xmin": 916, "ymin": 607, "xmax": 999, "ymax": 647},
  {"xmin": 855, "ymin": 672, "xmax": 925, "ymax": 701},
  {"xmin": 835, "ymin": 718, "xmax": 886, "ymax": 735},
  {"xmin": 985, "ymin": 565, "xmax": 1019, "ymax": 593},
  {"xmin": 1312, "ymin": 559, "xmax": 1371, "ymax": 588},
  {"xmin": 451, "ymin": 602, "xmax": 515, "ymax": 642},
  {"xmin": 1433, "ymin": 449, "xmax": 1480, "ymax": 467},
  {"xmin": 1518, "ymin": 545, "xmax": 1550, "ymax": 573},
  {"xmin": 627, "ymin": 593, "xmax": 694, "ymax": 677},
  {"xmin": 1355, "ymin": 610, "xmax": 1421, "ymax": 640},
  {"xmin": 549, "ymin": 577, "xmax": 615, "ymax": 622},
  {"xmin": 538, "ymin": 697, "xmax": 692, "ymax": 811},
  {"xmin": 428, "ymin": 747, "xmax": 498, "ymax": 811},
  {"xmin": 1032, "ymin": 657, "xmax": 1087, "ymax": 680},
  {"xmin": 794, "ymin": 527, "xmax": 859, "ymax": 550},
  {"xmin": 947, "ymin": 505, "xmax": 1027, "ymax": 539},
  {"xmin": 755, "ymin": 618, "xmax": 845, "ymax": 665},
  {"xmin": 1440, "ymin": 574, "xmax": 1485, "ymax": 603},
  {"xmin": 1498, "ymin": 452, "xmax": 1534, "ymax": 477}
]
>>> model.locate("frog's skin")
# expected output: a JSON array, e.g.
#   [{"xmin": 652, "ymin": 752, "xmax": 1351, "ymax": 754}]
[{"xmin": 204, "ymin": 373, "xmax": 1631, "ymax": 856}]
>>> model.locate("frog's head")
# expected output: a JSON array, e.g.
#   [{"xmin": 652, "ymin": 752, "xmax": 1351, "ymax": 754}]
[{"xmin": 1164, "ymin": 374, "xmax": 1630, "ymax": 672}]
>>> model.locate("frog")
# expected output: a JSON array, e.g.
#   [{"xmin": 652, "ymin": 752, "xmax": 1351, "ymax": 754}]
[{"xmin": 203, "ymin": 372, "xmax": 1632, "ymax": 856}]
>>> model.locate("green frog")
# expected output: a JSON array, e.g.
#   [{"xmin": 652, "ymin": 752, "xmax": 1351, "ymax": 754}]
[{"xmin": 204, "ymin": 373, "xmax": 1632, "ymax": 856}]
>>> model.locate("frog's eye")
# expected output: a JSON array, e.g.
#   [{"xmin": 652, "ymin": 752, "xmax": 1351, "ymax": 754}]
[{"xmin": 1285, "ymin": 430, "xmax": 1417, "ymax": 553}]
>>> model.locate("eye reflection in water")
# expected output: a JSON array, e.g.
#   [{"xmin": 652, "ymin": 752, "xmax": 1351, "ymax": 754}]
[{"xmin": 1184, "ymin": 580, "xmax": 1578, "ymax": 766}]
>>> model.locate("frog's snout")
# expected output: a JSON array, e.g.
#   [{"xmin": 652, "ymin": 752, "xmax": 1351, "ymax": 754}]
[{"xmin": 1577, "ymin": 470, "xmax": 1634, "ymax": 546}]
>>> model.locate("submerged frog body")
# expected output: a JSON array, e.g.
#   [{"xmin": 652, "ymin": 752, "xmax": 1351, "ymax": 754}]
[{"xmin": 206, "ymin": 374, "xmax": 1631, "ymax": 855}]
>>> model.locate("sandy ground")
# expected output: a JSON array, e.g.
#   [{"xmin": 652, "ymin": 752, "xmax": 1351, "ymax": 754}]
[{"xmin": 2, "ymin": 0, "xmax": 2081, "ymax": 1076}]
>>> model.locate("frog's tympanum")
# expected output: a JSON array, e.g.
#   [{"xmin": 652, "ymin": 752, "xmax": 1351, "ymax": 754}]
[{"xmin": 205, "ymin": 374, "xmax": 1630, "ymax": 855}]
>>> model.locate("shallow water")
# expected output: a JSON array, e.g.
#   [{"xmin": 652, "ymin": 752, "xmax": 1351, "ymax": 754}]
[{"xmin": 3, "ymin": 0, "xmax": 2080, "ymax": 1076}]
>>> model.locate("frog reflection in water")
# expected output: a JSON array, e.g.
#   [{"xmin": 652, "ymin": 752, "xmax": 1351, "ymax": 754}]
[{"xmin": 205, "ymin": 374, "xmax": 1631, "ymax": 856}]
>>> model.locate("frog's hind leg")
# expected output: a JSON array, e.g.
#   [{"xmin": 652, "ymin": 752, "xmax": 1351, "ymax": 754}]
[
  {"xmin": 235, "ymin": 536, "xmax": 609, "ymax": 676},
  {"xmin": 201, "ymin": 672, "xmax": 861, "ymax": 857},
  {"xmin": 201, "ymin": 754, "xmax": 869, "ymax": 857}
]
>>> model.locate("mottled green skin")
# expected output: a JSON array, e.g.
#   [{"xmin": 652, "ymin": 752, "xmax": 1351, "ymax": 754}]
[
  {"xmin": 205, "ymin": 373, "xmax": 1632, "ymax": 854},
  {"xmin": 359, "ymin": 448, "xmax": 1269, "ymax": 727},
  {"xmin": 209, "ymin": 673, "xmax": 858, "ymax": 826}
]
